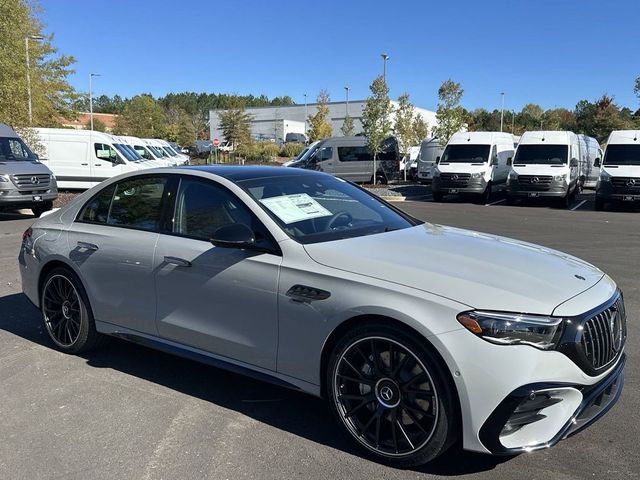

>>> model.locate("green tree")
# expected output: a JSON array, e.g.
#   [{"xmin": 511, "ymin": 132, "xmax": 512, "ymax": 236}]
[
  {"xmin": 307, "ymin": 89, "xmax": 332, "ymax": 141},
  {"xmin": 0, "ymin": 0, "xmax": 77, "ymax": 127},
  {"xmin": 217, "ymin": 96, "xmax": 253, "ymax": 149},
  {"xmin": 634, "ymin": 77, "xmax": 640, "ymax": 102},
  {"xmin": 432, "ymin": 79, "xmax": 466, "ymax": 145},
  {"xmin": 394, "ymin": 93, "xmax": 429, "ymax": 179},
  {"xmin": 341, "ymin": 115, "xmax": 355, "ymax": 136},
  {"xmin": 517, "ymin": 103, "xmax": 545, "ymax": 131},
  {"xmin": 575, "ymin": 95, "xmax": 630, "ymax": 142},
  {"xmin": 113, "ymin": 94, "xmax": 165, "ymax": 137},
  {"xmin": 361, "ymin": 75, "xmax": 393, "ymax": 184},
  {"xmin": 413, "ymin": 114, "xmax": 429, "ymax": 141}
]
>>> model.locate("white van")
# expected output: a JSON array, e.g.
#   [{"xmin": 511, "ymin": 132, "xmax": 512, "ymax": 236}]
[
  {"xmin": 416, "ymin": 138, "xmax": 444, "ymax": 184},
  {"xmin": 506, "ymin": 130, "xmax": 580, "ymax": 207},
  {"xmin": 400, "ymin": 145, "xmax": 420, "ymax": 181},
  {"xmin": 119, "ymin": 135, "xmax": 171, "ymax": 167},
  {"xmin": 33, "ymin": 128, "xmax": 147, "ymax": 189},
  {"xmin": 145, "ymin": 138, "xmax": 189, "ymax": 165},
  {"xmin": 432, "ymin": 132, "xmax": 515, "ymax": 203},
  {"xmin": 578, "ymin": 134, "xmax": 603, "ymax": 189},
  {"xmin": 596, "ymin": 130, "xmax": 640, "ymax": 210}
]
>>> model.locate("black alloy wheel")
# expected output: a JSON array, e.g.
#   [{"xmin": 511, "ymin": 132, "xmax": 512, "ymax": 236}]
[
  {"xmin": 41, "ymin": 269, "xmax": 100, "ymax": 353},
  {"xmin": 328, "ymin": 328, "xmax": 457, "ymax": 467}
]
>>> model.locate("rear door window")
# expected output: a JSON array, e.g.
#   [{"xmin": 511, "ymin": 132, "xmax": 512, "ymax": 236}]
[{"xmin": 108, "ymin": 176, "xmax": 168, "ymax": 231}]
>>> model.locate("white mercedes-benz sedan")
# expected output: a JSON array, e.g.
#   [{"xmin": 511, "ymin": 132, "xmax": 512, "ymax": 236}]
[{"xmin": 19, "ymin": 166, "xmax": 626, "ymax": 467}]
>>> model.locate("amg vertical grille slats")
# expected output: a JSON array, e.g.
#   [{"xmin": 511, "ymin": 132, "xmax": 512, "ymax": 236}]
[{"xmin": 580, "ymin": 297, "xmax": 626, "ymax": 371}]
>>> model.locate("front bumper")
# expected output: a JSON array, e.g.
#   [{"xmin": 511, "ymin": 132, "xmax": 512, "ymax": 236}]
[
  {"xmin": 596, "ymin": 181, "xmax": 640, "ymax": 202},
  {"xmin": 479, "ymin": 355, "xmax": 625, "ymax": 454},
  {"xmin": 432, "ymin": 176, "xmax": 487, "ymax": 194},
  {"xmin": 0, "ymin": 187, "xmax": 57, "ymax": 208},
  {"xmin": 507, "ymin": 181, "xmax": 567, "ymax": 198}
]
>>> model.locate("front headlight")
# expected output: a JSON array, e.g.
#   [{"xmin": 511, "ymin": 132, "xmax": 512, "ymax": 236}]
[
  {"xmin": 599, "ymin": 171, "xmax": 611, "ymax": 182},
  {"xmin": 433, "ymin": 169, "xmax": 440, "ymax": 178},
  {"xmin": 553, "ymin": 174, "xmax": 567, "ymax": 182},
  {"xmin": 0, "ymin": 174, "xmax": 9, "ymax": 183},
  {"xmin": 471, "ymin": 172, "xmax": 484, "ymax": 179},
  {"xmin": 457, "ymin": 310, "xmax": 564, "ymax": 350},
  {"xmin": 508, "ymin": 170, "xmax": 518, "ymax": 181}
]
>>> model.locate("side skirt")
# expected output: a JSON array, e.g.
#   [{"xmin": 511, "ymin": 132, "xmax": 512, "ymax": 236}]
[{"xmin": 95, "ymin": 320, "xmax": 321, "ymax": 396}]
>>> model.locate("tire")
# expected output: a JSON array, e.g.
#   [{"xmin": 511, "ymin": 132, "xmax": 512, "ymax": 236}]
[
  {"xmin": 376, "ymin": 173, "xmax": 388, "ymax": 185},
  {"xmin": 326, "ymin": 324, "xmax": 459, "ymax": 468},
  {"xmin": 505, "ymin": 195, "xmax": 516, "ymax": 206},
  {"xmin": 479, "ymin": 182, "xmax": 492, "ymax": 204},
  {"xmin": 41, "ymin": 267, "xmax": 101, "ymax": 354},
  {"xmin": 32, "ymin": 201, "xmax": 53, "ymax": 217},
  {"xmin": 432, "ymin": 192, "xmax": 444, "ymax": 202},
  {"xmin": 595, "ymin": 196, "xmax": 605, "ymax": 211}
]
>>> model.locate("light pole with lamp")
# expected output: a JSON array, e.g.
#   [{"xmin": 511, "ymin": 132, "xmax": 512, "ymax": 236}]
[
  {"xmin": 344, "ymin": 86, "xmax": 350, "ymax": 117},
  {"xmin": 303, "ymin": 93, "xmax": 308, "ymax": 135},
  {"xmin": 381, "ymin": 53, "xmax": 389, "ymax": 82},
  {"xmin": 500, "ymin": 92, "xmax": 505, "ymax": 132},
  {"xmin": 25, "ymin": 35, "xmax": 44, "ymax": 125},
  {"xmin": 89, "ymin": 73, "xmax": 101, "ymax": 131}
]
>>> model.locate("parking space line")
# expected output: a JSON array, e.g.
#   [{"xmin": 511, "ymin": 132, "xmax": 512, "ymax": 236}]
[
  {"xmin": 487, "ymin": 199, "xmax": 505, "ymax": 206},
  {"xmin": 571, "ymin": 200, "xmax": 587, "ymax": 211}
]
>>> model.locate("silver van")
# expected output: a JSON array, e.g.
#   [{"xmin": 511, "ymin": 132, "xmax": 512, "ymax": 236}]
[
  {"xmin": 286, "ymin": 136, "xmax": 400, "ymax": 183},
  {"xmin": 0, "ymin": 123, "xmax": 57, "ymax": 216}
]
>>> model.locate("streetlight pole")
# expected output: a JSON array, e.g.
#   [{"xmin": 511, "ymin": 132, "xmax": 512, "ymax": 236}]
[
  {"xmin": 303, "ymin": 93, "xmax": 307, "ymax": 134},
  {"xmin": 25, "ymin": 35, "xmax": 44, "ymax": 125},
  {"xmin": 89, "ymin": 73, "xmax": 101, "ymax": 131},
  {"xmin": 344, "ymin": 86, "xmax": 350, "ymax": 117},
  {"xmin": 511, "ymin": 110, "xmax": 515, "ymax": 134},
  {"xmin": 381, "ymin": 53, "xmax": 389, "ymax": 82},
  {"xmin": 500, "ymin": 92, "xmax": 505, "ymax": 132}
]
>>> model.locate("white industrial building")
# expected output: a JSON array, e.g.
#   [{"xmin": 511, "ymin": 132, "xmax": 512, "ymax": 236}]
[{"xmin": 209, "ymin": 101, "xmax": 437, "ymax": 142}]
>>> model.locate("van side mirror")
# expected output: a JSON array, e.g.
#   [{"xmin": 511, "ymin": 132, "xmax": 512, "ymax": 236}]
[
  {"xmin": 435, "ymin": 156, "xmax": 441, "ymax": 164},
  {"xmin": 491, "ymin": 156, "xmax": 499, "ymax": 166},
  {"xmin": 507, "ymin": 157, "xmax": 512, "ymax": 166},
  {"xmin": 570, "ymin": 158, "xmax": 578, "ymax": 167},
  {"xmin": 594, "ymin": 157, "xmax": 601, "ymax": 167}
]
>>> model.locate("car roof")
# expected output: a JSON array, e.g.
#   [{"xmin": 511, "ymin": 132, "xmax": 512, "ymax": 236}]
[
  {"xmin": 0, "ymin": 123, "xmax": 19, "ymax": 138},
  {"xmin": 186, "ymin": 165, "xmax": 324, "ymax": 181}
]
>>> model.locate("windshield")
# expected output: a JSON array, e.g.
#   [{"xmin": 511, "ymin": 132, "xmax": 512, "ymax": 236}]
[
  {"xmin": 113, "ymin": 144, "xmax": 140, "ymax": 162},
  {"xmin": 149, "ymin": 145, "xmax": 167, "ymax": 157},
  {"xmin": 134, "ymin": 145, "xmax": 154, "ymax": 160},
  {"xmin": 514, "ymin": 144, "xmax": 568, "ymax": 165},
  {"xmin": 0, "ymin": 136, "xmax": 37, "ymax": 162},
  {"xmin": 441, "ymin": 144, "xmax": 490, "ymax": 163},
  {"xmin": 240, "ymin": 174, "xmax": 419, "ymax": 245},
  {"xmin": 162, "ymin": 146, "xmax": 177, "ymax": 157},
  {"xmin": 603, "ymin": 144, "xmax": 640, "ymax": 166}
]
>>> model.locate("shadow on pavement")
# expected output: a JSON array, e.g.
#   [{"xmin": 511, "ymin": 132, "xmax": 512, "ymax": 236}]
[{"xmin": 0, "ymin": 292, "xmax": 512, "ymax": 475}]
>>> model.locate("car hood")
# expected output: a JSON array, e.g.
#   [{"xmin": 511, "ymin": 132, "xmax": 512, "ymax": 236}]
[
  {"xmin": 303, "ymin": 224, "xmax": 604, "ymax": 315},
  {"xmin": 0, "ymin": 160, "xmax": 52, "ymax": 175}
]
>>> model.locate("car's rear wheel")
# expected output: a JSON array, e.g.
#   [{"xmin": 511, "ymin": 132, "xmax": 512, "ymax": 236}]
[
  {"xmin": 327, "ymin": 324, "xmax": 458, "ymax": 467},
  {"xmin": 41, "ymin": 268, "xmax": 100, "ymax": 354}
]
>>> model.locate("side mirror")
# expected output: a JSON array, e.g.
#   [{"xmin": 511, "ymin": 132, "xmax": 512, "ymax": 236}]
[
  {"xmin": 211, "ymin": 223, "xmax": 257, "ymax": 250},
  {"xmin": 594, "ymin": 157, "xmax": 601, "ymax": 167},
  {"xmin": 507, "ymin": 157, "xmax": 513, "ymax": 166},
  {"xmin": 491, "ymin": 157, "xmax": 498, "ymax": 166},
  {"xmin": 33, "ymin": 153, "xmax": 39, "ymax": 160},
  {"xmin": 570, "ymin": 158, "xmax": 578, "ymax": 167},
  {"xmin": 435, "ymin": 156, "xmax": 441, "ymax": 164}
]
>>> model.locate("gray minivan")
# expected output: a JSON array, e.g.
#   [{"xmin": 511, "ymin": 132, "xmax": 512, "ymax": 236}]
[
  {"xmin": 0, "ymin": 123, "xmax": 57, "ymax": 216},
  {"xmin": 286, "ymin": 136, "xmax": 400, "ymax": 183}
]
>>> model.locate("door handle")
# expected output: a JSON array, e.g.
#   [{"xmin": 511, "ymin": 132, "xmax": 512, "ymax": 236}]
[
  {"xmin": 94, "ymin": 163, "xmax": 103, "ymax": 166},
  {"xmin": 77, "ymin": 241, "xmax": 99, "ymax": 251},
  {"xmin": 81, "ymin": 163, "xmax": 88, "ymax": 166},
  {"xmin": 164, "ymin": 256, "xmax": 192, "ymax": 267}
]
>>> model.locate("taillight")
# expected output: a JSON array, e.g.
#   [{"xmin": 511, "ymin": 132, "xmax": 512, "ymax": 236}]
[{"xmin": 22, "ymin": 227, "xmax": 32, "ymax": 242}]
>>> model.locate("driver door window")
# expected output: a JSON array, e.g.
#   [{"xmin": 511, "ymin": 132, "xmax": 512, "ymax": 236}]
[{"xmin": 94, "ymin": 143, "xmax": 118, "ymax": 163}]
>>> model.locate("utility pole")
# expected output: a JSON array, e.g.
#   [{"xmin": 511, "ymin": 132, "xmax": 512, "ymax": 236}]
[
  {"xmin": 500, "ymin": 92, "xmax": 505, "ymax": 132},
  {"xmin": 381, "ymin": 53, "xmax": 389, "ymax": 82},
  {"xmin": 25, "ymin": 35, "xmax": 44, "ymax": 125},
  {"xmin": 511, "ymin": 110, "xmax": 516, "ymax": 134},
  {"xmin": 89, "ymin": 73, "xmax": 101, "ymax": 131},
  {"xmin": 303, "ymin": 93, "xmax": 308, "ymax": 135}
]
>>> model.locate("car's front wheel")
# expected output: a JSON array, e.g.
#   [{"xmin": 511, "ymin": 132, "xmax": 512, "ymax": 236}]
[
  {"xmin": 41, "ymin": 268, "xmax": 101, "ymax": 354},
  {"xmin": 327, "ymin": 324, "xmax": 458, "ymax": 467}
]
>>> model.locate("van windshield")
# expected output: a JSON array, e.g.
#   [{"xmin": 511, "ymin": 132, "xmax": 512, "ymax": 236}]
[
  {"xmin": 149, "ymin": 146, "xmax": 167, "ymax": 157},
  {"xmin": 162, "ymin": 146, "xmax": 177, "ymax": 157},
  {"xmin": 114, "ymin": 144, "xmax": 139, "ymax": 162},
  {"xmin": 514, "ymin": 145, "xmax": 567, "ymax": 165},
  {"xmin": 441, "ymin": 144, "xmax": 490, "ymax": 163},
  {"xmin": 0, "ymin": 136, "xmax": 38, "ymax": 162},
  {"xmin": 603, "ymin": 144, "xmax": 640, "ymax": 166}
]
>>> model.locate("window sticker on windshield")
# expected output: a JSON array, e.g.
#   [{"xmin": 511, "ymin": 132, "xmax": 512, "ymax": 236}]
[{"xmin": 260, "ymin": 193, "xmax": 332, "ymax": 224}]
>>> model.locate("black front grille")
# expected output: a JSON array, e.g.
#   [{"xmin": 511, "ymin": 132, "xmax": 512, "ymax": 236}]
[
  {"xmin": 439, "ymin": 172, "xmax": 470, "ymax": 186},
  {"xmin": 611, "ymin": 177, "xmax": 640, "ymax": 190},
  {"xmin": 517, "ymin": 175, "xmax": 553, "ymax": 190},
  {"xmin": 12, "ymin": 174, "xmax": 51, "ymax": 190},
  {"xmin": 580, "ymin": 296, "xmax": 627, "ymax": 370}
]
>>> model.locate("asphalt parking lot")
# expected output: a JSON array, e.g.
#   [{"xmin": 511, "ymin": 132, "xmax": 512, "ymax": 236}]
[{"xmin": 0, "ymin": 191, "xmax": 638, "ymax": 480}]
